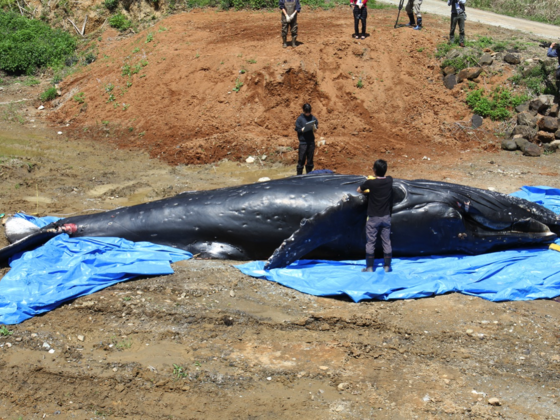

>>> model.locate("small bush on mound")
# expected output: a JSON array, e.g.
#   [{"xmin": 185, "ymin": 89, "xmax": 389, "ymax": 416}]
[
  {"xmin": 40, "ymin": 86, "xmax": 57, "ymax": 102},
  {"xmin": 511, "ymin": 62, "xmax": 556, "ymax": 96},
  {"xmin": 466, "ymin": 87, "xmax": 529, "ymax": 121},
  {"xmin": 109, "ymin": 13, "xmax": 131, "ymax": 31},
  {"xmin": 104, "ymin": 0, "xmax": 118, "ymax": 10},
  {"xmin": 0, "ymin": 12, "xmax": 76, "ymax": 75}
]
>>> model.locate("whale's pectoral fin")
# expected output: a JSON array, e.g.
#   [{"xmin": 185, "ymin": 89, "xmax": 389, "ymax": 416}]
[{"xmin": 266, "ymin": 194, "xmax": 367, "ymax": 269}]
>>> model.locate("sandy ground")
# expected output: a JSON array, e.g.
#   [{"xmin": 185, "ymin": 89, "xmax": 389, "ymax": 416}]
[{"xmin": 1, "ymin": 7, "xmax": 560, "ymax": 420}]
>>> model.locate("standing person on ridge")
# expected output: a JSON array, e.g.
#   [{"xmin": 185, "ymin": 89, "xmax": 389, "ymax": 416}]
[
  {"xmin": 405, "ymin": 0, "xmax": 423, "ymax": 30},
  {"xmin": 279, "ymin": 0, "xmax": 301, "ymax": 48},
  {"xmin": 448, "ymin": 0, "xmax": 467, "ymax": 47},
  {"xmin": 350, "ymin": 0, "xmax": 368, "ymax": 40},
  {"xmin": 547, "ymin": 42, "xmax": 560, "ymax": 100},
  {"xmin": 356, "ymin": 160, "xmax": 393, "ymax": 273},
  {"xmin": 294, "ymin": 103, "xmax": 318, "ymax": 175}
]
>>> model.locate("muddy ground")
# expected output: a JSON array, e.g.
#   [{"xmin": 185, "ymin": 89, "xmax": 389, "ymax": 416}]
[{"xmin": 1, "ymin": 7, "xmax": 560, "ymax": 420}]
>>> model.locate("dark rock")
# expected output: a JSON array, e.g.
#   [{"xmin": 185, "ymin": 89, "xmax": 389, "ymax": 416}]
[
  {"xmin": 514, "ymin": 102, "xmax": 530, "ymax": 113},
  {"xmin": 223, "ymin": 315, "xmax": 234, "ymax": 326},
  {"xmin": 556, "ymin": 129, "xmax": 560, "ymax": 139},
  {"xmin": 513, "ymin": 135, "xmax": 530, "ymax": 150},
  {"xmin": 471, "ymin": 115, "xmax": 483, "ymax": 129},
  {"xmin": 457, "ymin": 67, "xmax": 483, "ymax": 83},
  {"xmin": 543, "ymin": 143, "xmax": 557, "ymax": 153},
  {"xmin": 479, "ymin": 54, "xmax": 493, "ymax": 66},
  {"xmin": 537, "ymin": 130, "xmax": 556, "ymax": 143},
  {"xmin": 443, "ymin": 74, "xmax": 457, "ymax": 90},
  {"xmin": 504, "ymin": 53, "xmax": 521, "ymax": 65},
  {"xmin": 517, "ymin": 112, "xmax": 536, "ymax": 127},
  {"xmin": 530, "ymin": 95, "xmax": 555, "ymax": 113},
  {"xmin": 443, "ymin": 66, "xmax": 456, "ymax": 76},
  {"xmin": 523, "ymin": 143, "xmax": 541, "ymax": 157},
  {"xmin": 550, "ymin": 103, "xmax": 559, "ymax": 117},
  {"xmin": 512, "ymin": 125, "xmax": 536, "ymax": 140},
  {"xmin": 501, "ymin": 139, "xmax": 517, "ymax": 151},
  {"xmin": 537, "ymin": 116, "xmax": 559, "ymax": 132}
]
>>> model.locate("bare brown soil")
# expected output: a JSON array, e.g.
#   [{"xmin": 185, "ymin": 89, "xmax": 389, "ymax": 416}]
[
  {"xmin": 1, "ymin": 8, "xmax": 560, "ymax": 420},
  {"xmin": 48, "ymin": 7, "xmax": 503, "ymax": 175}
]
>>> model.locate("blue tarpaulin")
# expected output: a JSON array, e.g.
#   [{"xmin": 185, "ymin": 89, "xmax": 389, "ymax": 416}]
[
  {"xmin": 237, "ymin": 186, "xmax": 560, "ymax": 303},
  {"xmin": 0, "ymin": 214, "xmax": 192, "ymax": 325}
]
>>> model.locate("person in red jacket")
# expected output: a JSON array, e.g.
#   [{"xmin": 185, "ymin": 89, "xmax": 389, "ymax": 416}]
[{"xmin": 350, "ymin": 0, "xmax": 368, "ymax": 39}]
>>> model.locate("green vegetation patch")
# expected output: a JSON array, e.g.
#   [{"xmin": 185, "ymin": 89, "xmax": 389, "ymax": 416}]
[
  {"xmin": 0, "ymin": 11, "xmax": 76, "ymax": 75},
  {"xmin": 510, "ymin": 61, "xmax": 557, "ymax": 96},
  {"xmin": 466, "ymin": 86, "xmax": 529, "ymax": 120},
  {"xmin": 109, "ymin": 13, "xmax": 131, "ymax": 31}
]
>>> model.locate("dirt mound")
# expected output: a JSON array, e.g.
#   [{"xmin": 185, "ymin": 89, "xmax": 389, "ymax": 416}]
[{"xmin": 51, "ymin": 8, "xmax": 486, "ymax": 173}]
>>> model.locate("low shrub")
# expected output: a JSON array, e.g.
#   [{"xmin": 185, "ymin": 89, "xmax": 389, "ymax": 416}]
[
  {"xmin": 104, "ymin": 0, "xmax": 118, "ymax": 10},
  {"xmin": 466, "ymin": 86, "xmax": 529, "ymax": 120},
  {"xmin": 0, "ymin": 12, "xmax": 76, "ymax": 74},
  {"xmin": 40, "ymin": 86, "xmax": 57, "ymax": 102},
  {"xmin": 109, "ymin": 13, "xmax": 131, "ymax": 31},
  {"xmin": 511, "ymin": 62, "xmax": 556, "ymax": 96}
]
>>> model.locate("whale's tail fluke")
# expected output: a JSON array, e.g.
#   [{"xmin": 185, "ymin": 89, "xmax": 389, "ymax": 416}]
[{"xmin": 1, "ymin": 219, "xmax": 77, "ymax": 264}]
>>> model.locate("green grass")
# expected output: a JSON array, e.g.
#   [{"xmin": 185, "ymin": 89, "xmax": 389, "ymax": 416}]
[
  {"xmin": 0, "ymin": 325, "xmax": 12, "ymax": 336},
  {"xmin": 23, "ymin": 77, "xmax": 40, "ymax": 86},
  {"xmin": 510, "ymin": 61, "xmax": 557, "ymax": 96},
  {"xmin": 466, "ymin": 86, "xmax": 529, "ymax": 120},
  {"xmin": 40, "ymin": 86, "xmax": 57, "ymax": 101},
  {"xmin": 232, "ymin": 77, "xmax": 243, "ymax": 92},
  {"xmin": 116, "ymin": 339, "xmax": 132, "ymax": 350},
  {"xmin": 1, "ymin": 102, "xmax": 25, "ymax": 123},
  {"xmin": 173, "ymin": 364, "xmax": 188, "ymax": 379},
  {"xmin": 437, "ymin": 36, "xmax": 535, "ymax": 71},
  {"xmin": 73, "ymin": 92, "xmax": 85, "ymax": 104}
]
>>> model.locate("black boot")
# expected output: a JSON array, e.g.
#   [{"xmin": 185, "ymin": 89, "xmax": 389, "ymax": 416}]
[
  {"xmin": 383, "ymin": 256, "xmax": 392, "ymax": 273},
  {"xmin": 305, "ymin": 165, "xmax": 313, "ymax": 174},
  {"xmin": 406, "ymin": 13, "xmax": 415, "ymax": 27},
  {"xmin": 362, "ymin": 254, "xmax": 374, "ymax": 272},
  {"xmin": 292, "ymin": 36, "xmax": 297, "ymax": 47},
  {"xmin": 282, "ymin": 36, "xmax": 287, "ymax": 48},
  {"xmin": 296, "ymin": 167, "xmax": 303, "ymax": 175}
]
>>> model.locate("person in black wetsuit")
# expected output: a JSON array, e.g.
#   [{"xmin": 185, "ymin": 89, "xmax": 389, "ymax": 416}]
[
  {"xmin": 356, "ymin": 159, "xmax": 393, "ymax": 273},
  {"xmin": 294, "ymin": 103, "xmax": 319, "ymax": 175}
]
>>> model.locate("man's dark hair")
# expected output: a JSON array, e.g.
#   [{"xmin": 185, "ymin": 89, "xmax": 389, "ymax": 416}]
[
  {"xmin": 373, "ymin": 159, "xmax": 387, "ymax": 177},
  {"xmin": 303, "ymin": 103, "xmax": 312, "ymax": 113}
]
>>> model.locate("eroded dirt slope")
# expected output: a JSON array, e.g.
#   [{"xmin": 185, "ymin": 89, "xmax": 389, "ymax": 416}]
[{"xmin": 50, "ymin": 8, "xmax": 490, "ymax": 174}]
